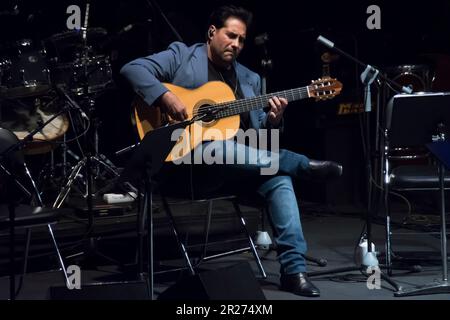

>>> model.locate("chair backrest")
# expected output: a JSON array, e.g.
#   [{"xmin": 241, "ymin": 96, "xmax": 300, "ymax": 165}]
[
  {"xmin": 0, "ymin": 127, "xmax": 24, "ymax": 170},
  {"xmin": 386, "ymin": 93, "xmax": 450, "ymax": 189},
  {"xmin": 386, "ymin": 93, "xmax": 450, "ymax": 148}
]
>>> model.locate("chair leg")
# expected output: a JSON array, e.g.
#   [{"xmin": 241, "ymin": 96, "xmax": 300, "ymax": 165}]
[
  {"xmin": 23, "ymin": 228, "xmax": 31, "ymax": 277},
  {"xmin": 197, "ymin": 200, "xmax": 213, "ymax": 265},
  {"xmin": 47, "ymin": 224, "xmax": 70, "ymax": 287},
  {"xmin": 13, "ymin": 228, "xmax": 32, "ymax": 297},
  {"xmin": 24, "ymin": 160, "xmax": 70, "ymax": 285},
  {"xmin": 232, "ymin": 200, "xmax": 267, "ymax": 279},
  {"xmin": 161, "ymin": 196, "xmax": 195, "ymax": 275}
]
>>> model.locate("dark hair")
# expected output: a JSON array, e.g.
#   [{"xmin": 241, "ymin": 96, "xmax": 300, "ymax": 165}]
[{"xmin": 207, "ymin": 5, "xmax": 253, "ymax": 30}]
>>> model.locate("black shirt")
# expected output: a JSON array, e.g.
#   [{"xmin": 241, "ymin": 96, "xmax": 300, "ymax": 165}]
[{"xmin": 207, "ymin": 59, "xmax": 250, "ymax": 130}]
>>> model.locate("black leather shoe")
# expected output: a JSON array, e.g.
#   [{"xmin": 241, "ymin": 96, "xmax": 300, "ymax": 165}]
[
  {"xmin": 307, "ymin": 159, "xmax": 343, "ymax": 180},
  {"xmin": 280, "ymin": 272, "xmax": 320, "ymax": 297}
]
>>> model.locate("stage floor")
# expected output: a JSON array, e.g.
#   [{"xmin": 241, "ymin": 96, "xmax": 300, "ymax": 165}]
[{"xmin": 1, "ymin": 198, "xmax": 449, "ymax": 300}]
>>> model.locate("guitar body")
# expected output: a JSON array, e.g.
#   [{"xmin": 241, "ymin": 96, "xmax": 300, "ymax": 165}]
[
  {"xmin": 133, "ymin": 81, "xmax": 240, "ymax": 162},
  {"xmin": 132, "ymin": 77, "xmax": 342, "ymax": 162}
]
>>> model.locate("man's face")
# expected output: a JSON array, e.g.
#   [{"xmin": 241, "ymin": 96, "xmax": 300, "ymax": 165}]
[{"xmin": 208, "ymin": 17, "xmax": 247, "ymax": 68}]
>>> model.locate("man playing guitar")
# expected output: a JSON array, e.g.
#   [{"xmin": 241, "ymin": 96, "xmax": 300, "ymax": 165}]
[{"xmin": 121, "ymin": 5, "xmax": 343, "ymax": 297}]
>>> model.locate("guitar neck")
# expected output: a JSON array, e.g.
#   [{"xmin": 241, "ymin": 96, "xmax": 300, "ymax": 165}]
[{"xmin": 214, "ymin": 86, "xmax": 310, "ymax": 119}]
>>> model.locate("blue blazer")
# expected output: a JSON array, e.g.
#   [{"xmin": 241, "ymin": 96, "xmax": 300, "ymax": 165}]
[{"xmin": 120, "ymin": 42, "xmax": 272, "ymax": 130}]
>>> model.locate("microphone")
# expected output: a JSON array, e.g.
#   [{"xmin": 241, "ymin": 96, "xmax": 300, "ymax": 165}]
[
  {"xmin": 119, "ymin": 19, "xmax": 152, "ymax": 34},
  {"xmin": 254, "ymin": 33, "xmax": 269, "ymax": 46},
  {"xmin": 317, "ymin": 35, "xmax": 334, "ymax": 49},
  {"xmin": 100, "ymin": 19, "xmax": 152, "ymax": 49},
  {"xmin": 118, "ymin": 23, "xmax": 135, "ymax": 35}
]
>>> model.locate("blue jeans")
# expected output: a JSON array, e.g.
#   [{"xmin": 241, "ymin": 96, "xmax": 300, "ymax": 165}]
[{"xmin": 191, "ymin": 140, "xmax": 310, "ymax": 274}]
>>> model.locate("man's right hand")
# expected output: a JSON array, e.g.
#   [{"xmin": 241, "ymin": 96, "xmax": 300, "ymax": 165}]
[{"xmin": 159, "ymin": 91, "xmax": 188, "ymax": 121}]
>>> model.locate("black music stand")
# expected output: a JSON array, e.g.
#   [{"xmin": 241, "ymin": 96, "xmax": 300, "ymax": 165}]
[
  {"xmin": 385, "ymin": 92, "xmax": 450, "ymax": 297},
  {"xmin": 118, "ymin": 119, "xmax": 194, "ymax": 300}
]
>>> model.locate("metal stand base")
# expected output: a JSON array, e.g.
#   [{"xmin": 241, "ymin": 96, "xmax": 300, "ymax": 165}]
[
  {"xmin": 53, "ymin": 155, "xmax": 120, "ymax": 208},
  {"xmin": 308, "ymin": 264, "xmax": 401, "ymax": 292},
  {"xmin": 392, "ymin": 162, "xmax": 449, "ymax": 297},
  {"xmin": 395, "ymin": 280, "xmax": 450, "ymax": 297}
]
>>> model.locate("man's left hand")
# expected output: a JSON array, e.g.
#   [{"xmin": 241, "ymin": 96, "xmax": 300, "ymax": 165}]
[{"xmin": 267, "ymin": 96, "xmax": 288, "ymax": 127}]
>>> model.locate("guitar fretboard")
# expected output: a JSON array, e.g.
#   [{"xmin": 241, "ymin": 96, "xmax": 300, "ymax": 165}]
[{"xmin": 197, "ymin": 86, "xmax": 310, "ymax": 119}]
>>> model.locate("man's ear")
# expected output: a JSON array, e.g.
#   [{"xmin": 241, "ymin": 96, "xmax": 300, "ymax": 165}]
[{"xmin": 208, "ymin": 26, "xmax": 216, "ymax": 39}]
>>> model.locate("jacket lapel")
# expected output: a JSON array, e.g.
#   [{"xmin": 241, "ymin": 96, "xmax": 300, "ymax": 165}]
[{"xmin": 193, "ymin": 44, "xmax": 208, "ymax": 87}]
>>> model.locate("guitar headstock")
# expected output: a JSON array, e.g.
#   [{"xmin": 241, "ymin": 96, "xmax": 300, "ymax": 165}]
[{"xmin": 308, "ymin": 77, "xmax": 343, "ymax": 101}]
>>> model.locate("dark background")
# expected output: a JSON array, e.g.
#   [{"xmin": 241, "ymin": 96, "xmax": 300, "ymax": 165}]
[{"xmin": 2, "ymin": 0, "xmax": 450, "ymax": 206}]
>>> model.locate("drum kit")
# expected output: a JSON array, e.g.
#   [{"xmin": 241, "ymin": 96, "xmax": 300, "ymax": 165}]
[{"xmin": 0, "ymin": 22, "xmax": 116, "ymax": 206}]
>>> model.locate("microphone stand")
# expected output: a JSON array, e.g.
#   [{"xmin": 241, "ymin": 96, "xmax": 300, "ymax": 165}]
[
  {"xmin": 145, "ymin": 0, "xmax": 183, "ymax": 42},
  {"xmin": 317, "ymin": 36, "xmax": 412, "ymax": 95},
  {"xmin": 253, "ymin": 33, "xmax": 276, "ymax": 250},
  {"xmin": 254, "ymin": 33, "xmax": 272, "ymax": 96},
  {"xmin": 360, "ymin": 65, "xmax": 380, "ymax": 270},
  {"xmin": 309, "ymin": 35, "xmax": 406, "ymax": 293}
]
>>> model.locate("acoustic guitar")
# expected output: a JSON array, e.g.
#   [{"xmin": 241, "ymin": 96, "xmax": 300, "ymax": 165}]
[{"xmin": 133, "ymin": 77, "xmax": 342, "ymax": 161}]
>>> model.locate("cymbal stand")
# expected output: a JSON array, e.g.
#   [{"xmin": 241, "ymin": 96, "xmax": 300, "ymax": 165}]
[
  {"xmin": 51, "ymin": 87, "xmax": 122, "ymax": 267},
  {"xmin": 51, "ymin": 4, "xmax": 124, "ymax": 267},
  {"xmin": 79, "ymin": 1, "xmax": 120, "ymax": 195},
  {"xmin": 53, "ymin": 0, "xmax": 120, "ymax": 205},
  {"xmin": 52, "ymin": 86, "xmax": 120, "ymax": 203}
]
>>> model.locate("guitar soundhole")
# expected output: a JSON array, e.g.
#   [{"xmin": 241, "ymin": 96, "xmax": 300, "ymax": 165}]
[{"xmin": 196, "ymin": 103, "xmax": 216, "ymax": 123}]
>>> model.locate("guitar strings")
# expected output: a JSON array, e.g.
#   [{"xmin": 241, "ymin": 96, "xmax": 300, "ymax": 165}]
[
  {"xmin": 197, "ymin": 81, "xmax": 337, "ymax": 119},
  {"xmin": 192, "ymin": 86, "xmax": 310, "ymax": 119}
]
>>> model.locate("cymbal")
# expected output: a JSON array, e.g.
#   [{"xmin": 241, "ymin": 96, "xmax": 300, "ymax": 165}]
[{"xmin": 45, "ymin": 27, "xmax": 108, "ymax": 47}]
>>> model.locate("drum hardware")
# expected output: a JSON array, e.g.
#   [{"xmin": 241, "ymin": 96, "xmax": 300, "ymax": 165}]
[
  {"xmin": 50, "ymin": 4, "xmax": 119, "ymax": 203},
  {"xmin": 52, "ymin": 86, "xmax": 121, "ymax": 209},
  {"xmin": 386, "ymin": 64, "xmax": 432, "ymax": 94},
  {"xmin": 35, "ymin": 132, "xmax": 83, "ymax": 205},
  {"xmin": 49, "ymin": 8, "xmax": 122, "ymax": 265},
  {"xmin": 0, "ymin": 4, "xmax": 116, "ymax": 205},
  {"xmin": 0, "ymin": 99, "xmax": 71, "ymax": 161},
  {"xmin": 0, "ymin": 95, "xmax": 71, "ymax": 155},
  {"xmin": 1, "ymin": 25, "xmax": 113, "ymax": 201},
  {"xmin": 1, "ymin": 127, "xmax": 71, "ymax": 299},
  {"xmin": 50, "ymin": 55, "xmax": 113, "ymax": 96},
  {"xmin": 0, "ymin": 39, "xmax": 51, "ymax": 99},
  {"xmin": 0, "ymin": 85, "xmax": 88, "ymax": 206},
  {"xmin": 46, "ymin": 27, "xmax": 108, "ymax": 46}
]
